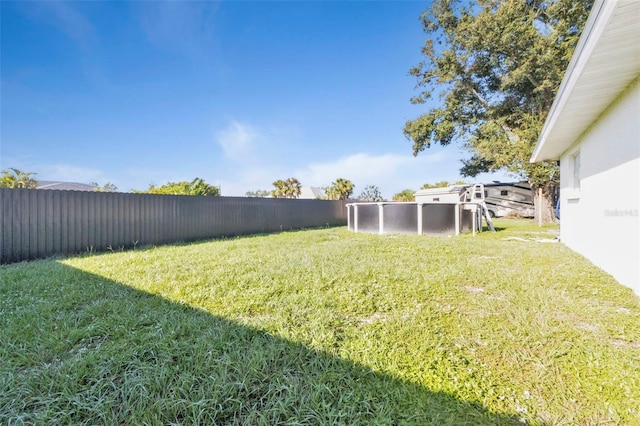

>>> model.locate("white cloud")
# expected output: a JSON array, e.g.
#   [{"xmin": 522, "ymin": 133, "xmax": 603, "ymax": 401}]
[
  {"xmin": 215, "ymin": 120, "xmax": 258, "ymax": 160},
  {"xmin": 210, "ymin": 150, "xmax": 460, "ymax": 198},
  {"xmin": 293, "ymin": 151, "xmax": 451, "ymax": 197},
  {"xmin": 291, "ymin": 151, "xmax": 516, "ymax": 198},
  {"xmin": 33, "ymin": 163, "xmax": 106, "ymax": 183},
  {"xmin": 297, "ymin": 152, "xmax": 442, "ymax": 183}
]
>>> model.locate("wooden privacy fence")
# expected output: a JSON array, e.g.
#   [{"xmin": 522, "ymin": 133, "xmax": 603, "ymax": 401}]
[{"xmin": 0, "ymin": 188, "xmax": 348, "ymax": 263}]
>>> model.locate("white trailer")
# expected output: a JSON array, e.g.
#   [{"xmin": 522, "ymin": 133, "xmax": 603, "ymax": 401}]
[
  {"xmin": 413, "ymin": 185, "xmax": 468, "ymax": 203},
  {"xmin": 482, "ymin": 182, "xmax": 534, "ymax": 218}
]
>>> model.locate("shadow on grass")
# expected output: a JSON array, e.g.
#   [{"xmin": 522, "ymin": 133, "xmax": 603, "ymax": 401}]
[
  {"xmin": 66, "ymin": 225, "xmax": 349, "ymax": 261},
  {"xmin": 1, "ymin": 261, "xmax": 524, "ymax": 425},
  {"xmin": 485, "ymin": 226, "xmax": 507, "ymax": 232}
]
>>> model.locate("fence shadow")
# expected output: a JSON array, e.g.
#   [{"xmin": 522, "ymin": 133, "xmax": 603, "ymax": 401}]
[{"xmin": 1, "ymin": 261, "xmax": 525, "ymax": 425}]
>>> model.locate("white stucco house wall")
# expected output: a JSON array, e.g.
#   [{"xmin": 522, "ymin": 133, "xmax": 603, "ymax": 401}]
[{"xmin": 531, "ymin": 0, "xmax": 640, "ymax": 295}]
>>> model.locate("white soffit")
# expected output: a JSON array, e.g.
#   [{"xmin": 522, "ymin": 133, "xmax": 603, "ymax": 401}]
[{"xmin": 531, "ymin": 0, "xmax": 640, "ymax": 162}]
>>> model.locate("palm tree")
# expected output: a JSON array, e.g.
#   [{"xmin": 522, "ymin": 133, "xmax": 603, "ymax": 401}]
[
  {"xmin": 188, "ymin": 178, "xmax": 220, "ymax": 196},
  {"xmin": 325, "ymin": 178, "xmax": 354, "ymax": 200},
  {"xmin": 284, "ymin": 177, "xmax": 301, "ymax": 199},
  {"xmin": 393, "ymin": 189, "xmax": 415, "ymax": 202},
  {"xmin": 0, "ymin": 168, "xmax": 38, "ymax": 189},
  {"xmin": 271, "ymin": 178, "xmax": 301, "ymax": 199}
]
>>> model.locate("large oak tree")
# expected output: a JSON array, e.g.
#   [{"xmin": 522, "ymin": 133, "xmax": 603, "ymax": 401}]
[{"xmin": 404, "ymin": 0, "xmax": 593, "ymax": 222}]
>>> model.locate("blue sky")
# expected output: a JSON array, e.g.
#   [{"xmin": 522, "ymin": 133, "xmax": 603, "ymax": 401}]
[{"xmin": 1, "ymin": 1, "xmax": 510, "ymax": 198}]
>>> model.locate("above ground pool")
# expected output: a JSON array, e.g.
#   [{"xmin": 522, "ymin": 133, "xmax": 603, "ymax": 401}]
[{"xmin": 346, "ymin": 202, "xmax": 484, "ymax": 236}]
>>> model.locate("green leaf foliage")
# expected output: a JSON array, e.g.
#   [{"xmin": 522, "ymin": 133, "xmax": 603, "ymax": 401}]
[
  {"xmin": 271, "ymin": 178, "xmax": 301, "ymax": 199},
  {"xmin": 245, "ymin": 189, "xmax": 270, "ymax": 198},
  {"xmin": 145, "ymin": 178, "xmax": 220, "ymax": 196},
  {"xmin": 91, "ymin": 182, "xmax": 118, "ymax": 192},
  {"xmin": 357, "ymin": 185, "xmax": 384, "ymax": 202},
  {"xmin": 404, "ymin": 0, "xmax": 593, "ymax": 221},
  {"xmin": 324, "ymin": 178, "xmax": 355, "ymax": 200},
  {"xmin": 0, "ymin": 168, "xmax": 38, "ymax": 189},
  {"xmin": 392, "ymin": 189, "xmax": 415, "ymax": 202},
  {"xmin": 420, "ymin": 180, "xmax": 466, "ymax": 190}
]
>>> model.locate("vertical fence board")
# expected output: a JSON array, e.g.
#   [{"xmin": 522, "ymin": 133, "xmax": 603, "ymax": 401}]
[
  {"xmin": 152, "ymin": 195, "xmax": 161, "ymax": 245},
  {"xmin": 91, "ymin": 193, "xmax": 99, "ymax": 252},
  {"xmin": 123, "ymin": 193, "xmax": 130, "ymax": 248},
  {"xmin": 57, "ymin": 191, "xmax": 67, "ymax": 255},
  {"xmin": 77, "ymin": 191, "xmax": 87, "ymax": 254},
  {"xmin": 1, "ymin": 190, "xmax": 13, "ymax": 262},
  {"xmin": 78, "ymin": 192, "xmax": 85, "ymax": 252},
  {"xmin": 44, "ymin": 190, "xmax": 54, "ymax": 255},
  {"xmin": 0, "ymin": 191, "xmax": 5, "ymax": 262},
  {"xmin": 101, "ymin": 192, "xmax": 109, "ymax": 251},
  {"xmin": 155, "ymin": 196, "xmax": 163, "ymax": 244},
  {"xmin": 180, "ymin": 196, "xmax": 188, "ymax": 242},
  {"xmin": 28, "ymin": 191, "xmax": 37, "ymax": 258},
  {"xmin": 113, "ymin": 193, "xmax": 121, "ymax": 249},
  {"xmin": 132, "ymin": 193, "xmax": 141, "ymax": 247},
  {"xmin": 143, "ymin": 194, "xmax": 151, "ymax": 245},
  {"xmin": 86, "ymin": 192, "xmax": 95, "ymax": 252},
  {"xmin": 109, "ymin": 193, "xmax": 117, "ymax": 249},
  {"xmin": 35, "ymin": 191, "xmax": 44, "ymax": 257},
  {"xmin": 123, "ymin": 193, "xmax": 131, "ymax": 249},
  {"xmin": 119, "ymin": 193, "xmax": 126, "ymax": 248},
  {"xmin": 159, "ymin": 194, "xmax": 166, "ymax": 244},
  {"xmin": 107, "ymin": 193, "xmax": 114, "ymax": 249},
  {"xmin": 184, "ymin": 196, "xmax": 191, "ymax": 241},
  {"xmin": 20, "ymin": 190, "xmax": 30, "ymax": 260},
  {"xmin": 66, "ymin": 192, "xmax": 76, "ymax": 255},
  {"xmin": 95, "ymin": 193, "xmax": 104, "ymax": 252}
]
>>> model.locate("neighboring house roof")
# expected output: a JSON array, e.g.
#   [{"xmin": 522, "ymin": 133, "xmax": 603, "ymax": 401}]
[
  {"xmin": 299, "ymin": 186, "xmax": 325, "ymax": 199},
  {"xmin": 531, "ymin": 0, "xmax": 640, "ymax": 162},
  {"xmin": 37, "ymin": 180, "xmax": 97, "ymax": 191}
]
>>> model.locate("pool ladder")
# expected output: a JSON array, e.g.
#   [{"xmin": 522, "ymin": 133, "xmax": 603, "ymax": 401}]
[{"xmin": 465, "ymin": 184, "xmax": 496, "ymax": 232}]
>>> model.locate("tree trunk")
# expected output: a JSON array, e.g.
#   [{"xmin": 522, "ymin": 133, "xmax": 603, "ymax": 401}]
[{"xmin": 532, "ymin": 183, "xmax": 558, "ymax": 224}]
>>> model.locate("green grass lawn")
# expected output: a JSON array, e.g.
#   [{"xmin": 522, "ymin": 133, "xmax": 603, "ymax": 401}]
[{"xmin": 2, "ymin": 219, "xmax": 639, "ymax": 425}]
